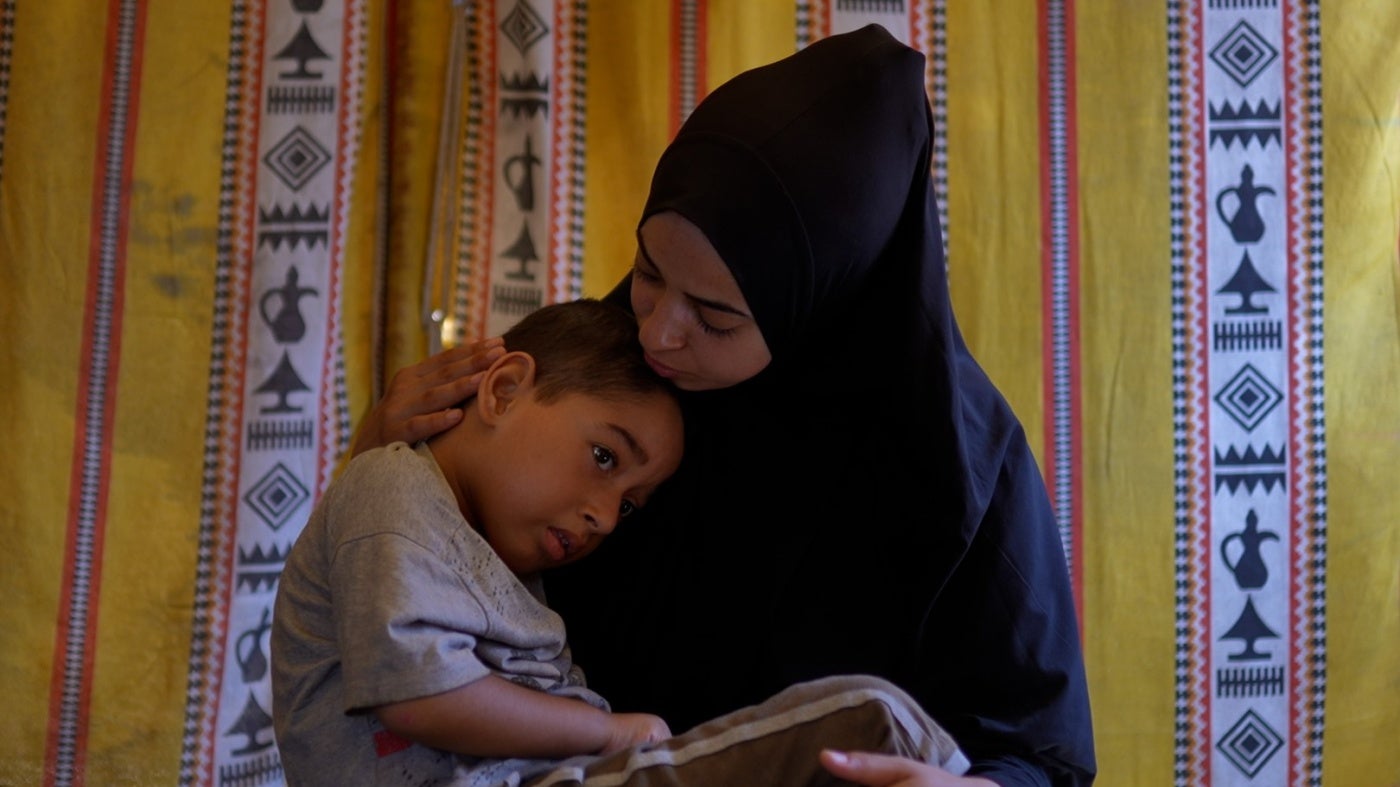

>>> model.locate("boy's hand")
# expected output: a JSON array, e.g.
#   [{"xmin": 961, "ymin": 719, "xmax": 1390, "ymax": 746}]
[
  {"xmin": 600, "ymin": 713, "xmax": 672, "ymax": 755},
  {"xmin": 352, "ymin": 338, "xmax": 506, "ymax": 456}
]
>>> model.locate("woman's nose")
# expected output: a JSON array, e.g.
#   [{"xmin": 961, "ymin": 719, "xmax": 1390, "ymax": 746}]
[{"xmin": 637, "ymin": 299, "xmax": 685, "ymax": 351}]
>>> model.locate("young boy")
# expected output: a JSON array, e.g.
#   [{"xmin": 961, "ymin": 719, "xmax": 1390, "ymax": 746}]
[{"xmin": 272, "ymin": 299, "xmax": 969, "ymax": 786}]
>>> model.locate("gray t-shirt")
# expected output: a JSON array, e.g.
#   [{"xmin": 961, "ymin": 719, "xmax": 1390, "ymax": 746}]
[{"xmin": 272, "ymin": 442, "xmax": 607, "ymax": 787}]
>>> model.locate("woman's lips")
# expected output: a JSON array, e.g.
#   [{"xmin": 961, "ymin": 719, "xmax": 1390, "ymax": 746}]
[{"xmin": 645, "ymin": 353, "xmax": 680, "ymax": 379}]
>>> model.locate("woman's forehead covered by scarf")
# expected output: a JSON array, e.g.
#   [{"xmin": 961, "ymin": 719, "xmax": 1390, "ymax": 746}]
[{"xmin": 641, "ymin": 25, "xmax": 931, "ymax": 357}]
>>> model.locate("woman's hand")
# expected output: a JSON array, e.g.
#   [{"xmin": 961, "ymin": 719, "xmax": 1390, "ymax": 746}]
[
  {"xmin": 352, "ymin": 338, "xmax": 506, "ymax": 456},
  {"xmin": 819, "ymin": 750, "xmax": 996, "ymax": 787},
  {"xmin": 599, "ymin": 713, "xmax": 672, "ymax": 755}
]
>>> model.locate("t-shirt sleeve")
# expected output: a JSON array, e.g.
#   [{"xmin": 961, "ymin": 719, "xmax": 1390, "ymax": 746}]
[{"xmin": 331, "ymin": 530, "xmax": 494, "ymax": 713}]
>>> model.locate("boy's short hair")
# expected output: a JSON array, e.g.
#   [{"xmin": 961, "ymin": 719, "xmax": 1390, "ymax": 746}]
[{"xmin": 503, "ymin": 298, "xmax": 673, "ymax": 405}]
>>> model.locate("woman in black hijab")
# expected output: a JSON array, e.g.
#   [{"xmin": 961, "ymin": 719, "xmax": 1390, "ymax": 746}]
[{"xmin": 358, "ymin": 24, "xmax": 1095, "ymax": 787}]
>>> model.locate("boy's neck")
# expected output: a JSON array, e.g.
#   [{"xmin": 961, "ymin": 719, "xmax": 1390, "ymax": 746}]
[{"xmin": 424, "ymin": 415, "xmax": 481, "ymax": 532}]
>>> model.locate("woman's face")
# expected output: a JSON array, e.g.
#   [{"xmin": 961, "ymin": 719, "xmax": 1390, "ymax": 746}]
[{"xmin": 630, "ymin": 212, "xmax": 772, "ymax": 391}]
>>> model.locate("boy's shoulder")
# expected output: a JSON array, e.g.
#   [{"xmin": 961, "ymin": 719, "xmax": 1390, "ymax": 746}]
[
  {"xmin": 326, "ymin": 442, "xmax": 455, "ymax": 532},
  {"xmin": 339, "ymin": 441, "xmax": 436, "ymax": 486}
]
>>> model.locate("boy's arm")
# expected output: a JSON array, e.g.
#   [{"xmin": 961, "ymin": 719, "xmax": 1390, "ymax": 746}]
[{"xmin": 374, "ymin": 674, "xmax": 670, "ymax": 758}]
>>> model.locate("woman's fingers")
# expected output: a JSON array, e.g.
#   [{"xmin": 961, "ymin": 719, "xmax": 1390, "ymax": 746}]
[
  {"xmin": 416, "ymin": 344, "xmax": 505, "ymax": 411},
  {"xmin": 350, "ymin": 337, "xmax": 504, "ymax": 456},
  {"xmin": 393, "ymin": 406, "xmax": 466, "ymax": 447},
  {"xmin": 382, "ymin": 339, "xmax": 504, "ymax": 411},
  {"xmin": 410, "ymin": 336, "xmax": 505, "ymax": 381},
  {"xmin": 818, "ymin": 750, "xmax": 954, "ymax": 787}
]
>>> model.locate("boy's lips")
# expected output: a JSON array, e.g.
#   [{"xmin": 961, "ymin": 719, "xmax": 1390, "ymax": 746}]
[{"xmin": 545, "ymin": 527, "xmax": 576, "ymax": 562}]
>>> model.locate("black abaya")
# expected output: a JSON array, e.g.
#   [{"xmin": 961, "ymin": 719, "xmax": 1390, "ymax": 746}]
[{"xmin": 546, "ymin": 24, "xmax": 1096, "ymax": 787}]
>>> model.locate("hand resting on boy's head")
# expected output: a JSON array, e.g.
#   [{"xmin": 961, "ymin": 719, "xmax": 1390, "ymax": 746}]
[{"xmin": 350, "ymin": 336, "xmax": 505, "ymax": 456}]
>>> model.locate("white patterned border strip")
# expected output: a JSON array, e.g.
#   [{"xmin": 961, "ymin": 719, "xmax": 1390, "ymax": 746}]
[
  {"xmin": 179, "ymin": 1, "xmax": 364, "ymax": 784},
  {"xmin": 1170, "ymin": 1, "xmax": 1326, "ymax": 783},
  {"xmin": 452, "ymin": 0, "xmax": 583, "ymax": 340}
]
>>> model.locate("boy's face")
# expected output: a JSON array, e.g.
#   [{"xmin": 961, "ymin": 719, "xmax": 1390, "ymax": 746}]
[{"xmin": 470, "ymin": 387, "xmax": 683, "ymax": 575}]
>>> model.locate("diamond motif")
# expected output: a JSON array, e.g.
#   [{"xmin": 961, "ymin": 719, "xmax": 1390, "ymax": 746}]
[
  {"xmin": 243, "ymin": 462, "xmax": 311, "ymax": 531},
  {"xmin": 1216, "ymin": 708, "xmax": 1284, "ymax": 777},
  {"xmin": 262, "ymin": 126, "xmax": 332, "ymax": 192},
  {"xmin": 1214, "ymin": 363, "xmax": 1282, "ymax": 432},
  {"xmin": 500, "ymin": 0, "xmax": 549, "ymax": 56},
  {"xmin": 1209, "ymin": 21, "xmax": 1278, "ymax": 88}
]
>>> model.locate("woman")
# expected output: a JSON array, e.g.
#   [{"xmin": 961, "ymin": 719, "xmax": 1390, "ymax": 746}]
[{"xmin": 356, "ymin": 25, "xmax": 1095, "ymax": 787}]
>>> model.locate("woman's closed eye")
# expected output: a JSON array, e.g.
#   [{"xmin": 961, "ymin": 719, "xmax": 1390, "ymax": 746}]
[{"xmin": 696, "ymin": 315, "xmax": 740, "ymax": 338}]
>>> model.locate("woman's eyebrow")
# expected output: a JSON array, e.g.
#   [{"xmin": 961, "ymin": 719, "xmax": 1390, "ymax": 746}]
[
  {"xmin": 689, "ymin": 293, "xmax": 749, "ymax": 318},
  {"xmin": 635, "ymin": 229, "xmax": 753, "ymax": 319}
]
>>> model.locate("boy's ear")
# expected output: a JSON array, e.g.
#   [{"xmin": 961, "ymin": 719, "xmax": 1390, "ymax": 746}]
[{"xmin": 476, "ymin": 351, "xmax": 536, "ymax": 424}]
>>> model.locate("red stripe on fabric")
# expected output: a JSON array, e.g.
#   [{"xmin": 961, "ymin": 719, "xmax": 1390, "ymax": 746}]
[
  {"xmin": 1280, "ymin": 5, "xmax": 1305, "ymax": 781},
  {"xmin": 669, "ymin": 0, "xmax": 683, "ymax": 140},
  {"xmin": 1062, "ymin": 0, "xmax": 1084, "ymax": 628},
  {"xmin": 549, "ymin": 0, "xmax": 570, "ymax": 303},
  {"xmin": 42, "ymin": 0, "xmax": 147, "ymax": 783},
  {"xmin": 471, "ymin": 3, "xmax": 498, "ymax": 340},
  {"xmin": 319, "ymin": 0, "xmax": 357, "ymax": 495},
  {"xmin": 694, "ymin": 0, "xmax": 708, "ymax": 106},
  {"xmin": 1035, "ymin": 0, "xmax": 1056, "ymax": 574},
  {"xmin": 1036, "ymin": 0, "xmax": 1085, "ymax": 624},
  {"xmin": 669, "ymin": 1, "xmax": 708, "ymax": 136},
  {"xmin": 1187, "ymin": 3, "xmax": 1214, "ymax": 776},
  {"xmin": 910, "ymin": 1, "xmax": 926, "ymax": 56}
]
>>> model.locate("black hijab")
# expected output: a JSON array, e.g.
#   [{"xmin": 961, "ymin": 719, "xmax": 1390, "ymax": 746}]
[{"xmin": 546, "ymin": 25, "xmax": 1095, "ymax": 786}]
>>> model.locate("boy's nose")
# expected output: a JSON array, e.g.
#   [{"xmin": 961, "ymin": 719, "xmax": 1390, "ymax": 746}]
[{"xmin": 584, "ymin": 504, "xmax": 619, "ymax": 535}]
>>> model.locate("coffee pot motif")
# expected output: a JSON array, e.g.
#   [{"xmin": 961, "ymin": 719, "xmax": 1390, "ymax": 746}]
[
  {"xmin": 1216, "ymin": 163, "xmax": 1275, "ymax": 245},
  {"xmin": 503, "ymin": 135, "xmax": 541, "ymax": 212},
  {"xmin": 259, "ymin": 266, "xmax": 318, "ymax": 344},
  {"xmin": 234, "ymin": 607, "xmax": 274, "ymax": 684},
  {"xmin": 1221, "ymin": 509, "xmax": 1279, "ymax": 591}
]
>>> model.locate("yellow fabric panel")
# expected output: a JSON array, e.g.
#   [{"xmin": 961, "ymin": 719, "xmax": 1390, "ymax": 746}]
[
  {"xmin": 580, "ymin": 1, "xmax": 673, "ymax": 298},
  {"xmin": 340, "ymin": 0, "xmax": 388, "ymax": 438},
  {"xmin": 1075, "ymin": 6, "xmax": 1177, "ymax": 786},
  {"xmin": 381, "ymin": 0, "xmax": 455, "ymax": 376},
  {"xmin": 580, "ymin": 2, "xmax": 796, "ymax": 300},
  {"xmin": 81, "ymin": 2, "xmax": 230, "ymax": 781},
  {"xmin": 944, "ymin": 0, "xmax": 1047, "ymax": 453},
  {"xmin": 4, "ymin": 3, "xmax": 1398, "ymax": 784},
  {"xmin": 0, "ymin": 4, "xmax": 108, "ymax": 782},
  {"xmin": 703, "ymin": 0, "xmax": 795, "ymax": 88},
  {"xmin": 1320, "ymin": 1, "xmax": 1400, "ymax": 780}
]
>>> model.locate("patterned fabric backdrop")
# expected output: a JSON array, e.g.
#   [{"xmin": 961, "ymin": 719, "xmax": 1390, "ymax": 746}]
[{"xmin": 2, "ymin": 2, "xmax": 1396, "ymax": 785}]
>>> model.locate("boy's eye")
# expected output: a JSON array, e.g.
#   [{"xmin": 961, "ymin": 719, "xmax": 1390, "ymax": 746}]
[
  {"xmin": 592, "ymin": 445, "xmax": 617, "ymax": 471},
  {"xmin": 619, "ymin": 500, "xmax": 637, "ymax": 519}
]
